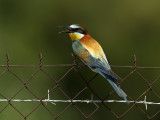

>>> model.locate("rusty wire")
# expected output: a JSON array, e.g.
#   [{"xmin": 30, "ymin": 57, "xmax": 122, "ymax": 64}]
[{"xmin": 0, "ymin": 54, "xmax": 160, "ymax": 120}]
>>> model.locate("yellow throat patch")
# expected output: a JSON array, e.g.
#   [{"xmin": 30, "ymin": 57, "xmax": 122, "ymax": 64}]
[{"xmin": 69, "ymin": 33, "xmax": 84, "ymax": 41}]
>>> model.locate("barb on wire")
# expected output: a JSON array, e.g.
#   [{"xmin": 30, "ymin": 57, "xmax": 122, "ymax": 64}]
[
  {"xmin": 6, "ymin": 54, "xmax": 10, "ymax": 71},
  {"xmin": 39, "ymin": 53, "xmax": 43, "ymax": 69},
  {"xmin": 132, "ymin": 54, "xmax": 137, "ymax": 71}
]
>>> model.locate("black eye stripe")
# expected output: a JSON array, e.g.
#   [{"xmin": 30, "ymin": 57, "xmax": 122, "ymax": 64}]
[
  {"xmin": 73, "ymin": 28, "xmax": 82, "ymax": 32},
  {"xmin": 75, "ymin": 28, "xmax": 80, "ymax": 30},
  {"xmin": 72, "ymin": 28, "xmax": 86, "ymax": 34}
]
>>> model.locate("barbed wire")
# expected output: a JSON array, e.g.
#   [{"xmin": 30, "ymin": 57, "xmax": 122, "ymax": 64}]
[
  {"xmin": 0, "ymin": 53, "xmax": 160, "ymax": 120},
  {"xmin": 0, "ymin": 90, "xmax": 160, "ymax": 110}
]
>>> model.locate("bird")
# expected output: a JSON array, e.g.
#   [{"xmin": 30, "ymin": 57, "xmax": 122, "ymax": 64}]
[{"xmin": 59, "ymin": 24, "xmax": 128, "ymax": 103}]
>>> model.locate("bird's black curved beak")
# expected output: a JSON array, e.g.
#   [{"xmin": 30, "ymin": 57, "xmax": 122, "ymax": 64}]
[{"xmin": 58, "ymin": 26, "xmax": 72, "ymax": 33}]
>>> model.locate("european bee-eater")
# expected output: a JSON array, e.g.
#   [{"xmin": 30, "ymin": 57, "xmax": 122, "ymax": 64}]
[{"xmin": 59, "ymin": 24, "xmax": 128, "ymax": 103}]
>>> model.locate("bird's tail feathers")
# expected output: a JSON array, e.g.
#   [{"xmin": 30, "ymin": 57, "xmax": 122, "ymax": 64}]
[
  {"xmin": 98, "ymin": 71, "xmax": 129, "ymax": 103},
  {"xmin": 107, "ymin": 80, "xmax": 128, "ymax": 103}
]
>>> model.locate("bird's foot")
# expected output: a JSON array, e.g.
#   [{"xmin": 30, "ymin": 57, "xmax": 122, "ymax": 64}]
[{"xmin": 78, "ymin": 62, "xmax": 86, "ymax": 68}]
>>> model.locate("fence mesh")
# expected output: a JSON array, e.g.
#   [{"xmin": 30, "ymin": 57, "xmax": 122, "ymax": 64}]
[{"xmin": 0, "ymin": 54, "xmax": 160, "ymax": 120}]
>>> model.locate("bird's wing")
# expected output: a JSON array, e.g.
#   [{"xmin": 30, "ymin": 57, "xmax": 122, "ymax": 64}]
[
  {"xmin": 85, "ymin": 54, "xmax": 120, "ymax": 80},
  {"xmin": 79, "ymin": 35, "xmax": 111, "ymax": 68},
  {"xmin": 79, "ymin": 40, "xmax": 120, "ymax": 80}
]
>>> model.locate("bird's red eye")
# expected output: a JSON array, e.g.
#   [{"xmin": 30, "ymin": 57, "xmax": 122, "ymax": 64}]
[{"xmin": 74, "ymin": 28, "xmax": 81, "ymax": 32}]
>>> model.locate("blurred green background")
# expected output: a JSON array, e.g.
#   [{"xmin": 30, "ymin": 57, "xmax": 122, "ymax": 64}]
[{"xmin": 0, "ymin": 0, "xmax": 160, "ymax": 120}]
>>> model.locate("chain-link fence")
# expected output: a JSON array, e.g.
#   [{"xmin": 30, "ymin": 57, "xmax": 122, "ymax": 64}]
[{"xmin": 0, "ymin": 54, "xmax": 160, "ymax": 120}]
